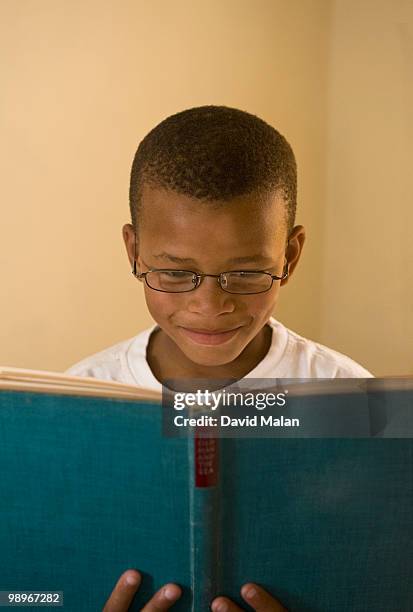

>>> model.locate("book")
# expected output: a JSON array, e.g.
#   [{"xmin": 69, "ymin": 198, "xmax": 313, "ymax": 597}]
[{"xmin": 0, "ymin": 367, "xmax": 412, "ymax": 611}]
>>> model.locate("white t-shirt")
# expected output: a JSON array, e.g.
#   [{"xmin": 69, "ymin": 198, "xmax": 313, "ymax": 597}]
[{"xmin": 65, "ymin": 317, "xmax": 373, "ymax": 392}]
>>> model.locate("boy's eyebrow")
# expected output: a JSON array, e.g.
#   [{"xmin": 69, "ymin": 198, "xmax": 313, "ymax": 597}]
[{"xmin": 152, "ymin": 252, "xmax": 274, "ymax": 265}]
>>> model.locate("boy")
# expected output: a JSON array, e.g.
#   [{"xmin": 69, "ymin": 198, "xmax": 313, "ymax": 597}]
[
  {"xmin": 67, "ymin": 105, "xmax": 372, "ymax": 386},
  {"xmin": 67, "ymin": 106, "xmax": 372, "ymax": 611}
]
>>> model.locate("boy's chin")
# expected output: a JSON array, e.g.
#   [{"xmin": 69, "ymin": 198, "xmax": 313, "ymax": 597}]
[{"xmin": 180, "ymin": 344, "xmax": 243, "ymax": 368}]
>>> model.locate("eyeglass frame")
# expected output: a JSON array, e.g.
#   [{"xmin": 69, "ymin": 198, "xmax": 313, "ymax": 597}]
[
  {"xmin": 131, "ymin": 232, "xmax": 289, "ymax": 294},
  {"xmin": 133, "ymin": 264, "xmax": 289, "ymax": 294}
]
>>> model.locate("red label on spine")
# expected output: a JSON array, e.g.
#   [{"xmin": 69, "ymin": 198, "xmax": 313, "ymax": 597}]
[{"xmin": 194, "ymin": 427, "xmax": 219, "ymax": 487}]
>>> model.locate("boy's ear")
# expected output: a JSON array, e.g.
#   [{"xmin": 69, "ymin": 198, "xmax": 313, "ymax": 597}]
[
  {"xmin": 122, "ymin": 223, "xmax": 137, "ymax": 269},
  {"xmin": 281, "ymin": 225, "xmax": 305, "ymax": 286}
]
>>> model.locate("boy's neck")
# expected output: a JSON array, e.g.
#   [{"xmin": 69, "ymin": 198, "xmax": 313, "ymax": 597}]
[{"xmin": 146, "ymin": 323, "xmax": 272, "ymax": 386}]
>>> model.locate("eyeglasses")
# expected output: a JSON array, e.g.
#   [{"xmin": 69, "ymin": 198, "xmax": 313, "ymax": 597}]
[
  {"xmin": 131, "ymin": 229, "xmax": 289, "ymax": 294},
  {"xmin": 132, "ymin": 261, "xmax": 289, "ymax": 294}
]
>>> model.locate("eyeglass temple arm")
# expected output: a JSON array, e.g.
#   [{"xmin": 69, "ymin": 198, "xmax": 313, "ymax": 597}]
[
  {"xmin": 270, "ymin": 259, "xmax": 289, "ymax": 281},
  {"xmin": 279, "ymin": 241, "xmax": 290, "ymax": 280}
]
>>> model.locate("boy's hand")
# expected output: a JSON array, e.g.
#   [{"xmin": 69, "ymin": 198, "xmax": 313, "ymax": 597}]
[
  {"xmin": 102, "ymin": 569, "xmax": 182, "ymax": 611},
  {"xmin": 102, "ymin": 571, "xmax": 287, "ymax": 612},
  {"xmin": 211, "ymin": 583, "xmax": 287, "ymax": 611}
]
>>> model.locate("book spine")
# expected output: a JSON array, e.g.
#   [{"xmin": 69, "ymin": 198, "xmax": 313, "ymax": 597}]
[{"xmin": 188, "ymin": 426, "xmax": 221, "ymax": 611}]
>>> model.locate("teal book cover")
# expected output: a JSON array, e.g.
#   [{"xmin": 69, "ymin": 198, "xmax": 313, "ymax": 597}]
[{"xmin": 0, "ymin": 373, "xmax": 412, "ymax": 611}]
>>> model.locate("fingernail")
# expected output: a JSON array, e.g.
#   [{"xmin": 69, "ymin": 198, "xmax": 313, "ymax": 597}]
[
  {"xmin": 244, "ymin": 586, "xmax": 257, "ymax": 600},
  {"xmin": 125, "ymin": 572, "xmax": 139, "ymax": 586},
  {"xmin": 212, "ymin": 602, "xmax": 228, "ymax": 612},
  {"xmin": 163, "ymin": 585, "xmax": 178, "ymax": 601}
]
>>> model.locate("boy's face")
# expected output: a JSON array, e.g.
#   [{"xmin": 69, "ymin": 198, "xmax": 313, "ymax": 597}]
[{"xmin": 123, "ymin": 184, "xmax": 304, "ymax": 370}]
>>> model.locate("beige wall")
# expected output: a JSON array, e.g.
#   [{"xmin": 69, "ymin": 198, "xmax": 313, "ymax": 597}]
[
  {"xmin": 0, "ymin": 0, "xmax": 410, "ymax": 375},
  {"xmin": 319, "ymin": 0, "xmax": 413, "ymax": 375}
]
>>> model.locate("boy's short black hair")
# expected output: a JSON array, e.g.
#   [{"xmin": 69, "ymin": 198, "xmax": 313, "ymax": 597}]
[{"xmin": 129, "ymin": 105, "xmax": 297, "ymax": 233}]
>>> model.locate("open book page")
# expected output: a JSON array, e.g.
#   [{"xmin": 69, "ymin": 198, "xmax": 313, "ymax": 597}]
[
  {"xmin": 1, "ymin": 366, "xmax": 412, "ymax": 402},
  {"xmin": 0, "ymin": 366, "xmax": 161, "ymax": 401}
]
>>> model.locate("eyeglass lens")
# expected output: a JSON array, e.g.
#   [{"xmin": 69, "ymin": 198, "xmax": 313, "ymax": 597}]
[{"xmin": 145, "ymin": 271, "xmax": 273, "ymax": 293}]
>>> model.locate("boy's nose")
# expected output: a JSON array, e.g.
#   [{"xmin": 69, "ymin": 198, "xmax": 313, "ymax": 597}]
[{"xmin": 186, "ymin": 276, "xmax": 236, "ymax": 316}]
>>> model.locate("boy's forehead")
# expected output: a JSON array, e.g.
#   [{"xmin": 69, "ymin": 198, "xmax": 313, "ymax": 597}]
[
  {"xmin": 140, "ymin": 184, "xmax": 287, "ymax": 234},
  {"xmin": 138, "ymin": 186, "xmax": 288, "ymax": 265}
]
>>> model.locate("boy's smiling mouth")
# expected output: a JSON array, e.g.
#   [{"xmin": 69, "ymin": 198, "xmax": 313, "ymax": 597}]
[{"xmin": 178, "ymin": 325, "xmax": 243, "ymax": 345}]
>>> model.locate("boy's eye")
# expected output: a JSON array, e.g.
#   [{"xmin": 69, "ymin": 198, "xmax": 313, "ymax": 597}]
[
  {"xmin": 157, "ymin": 270, "xmax": 195, "ymax": 288},
  {"xmin": 160, "ymin": 271, "xmax": 190, "ymax": 279},
  {"xmin": 145, "ymin": 270, "xmax": 196, "ymax": 292}
]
